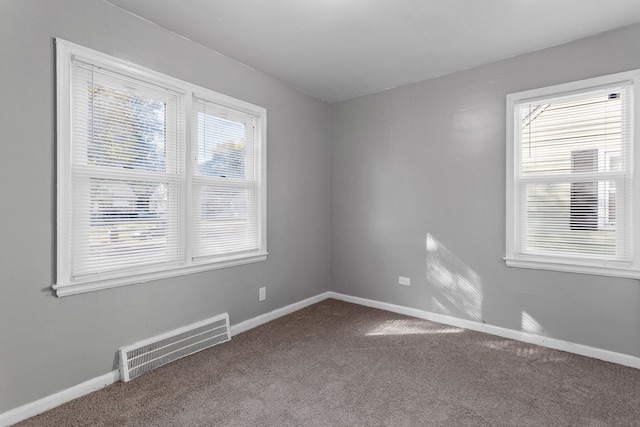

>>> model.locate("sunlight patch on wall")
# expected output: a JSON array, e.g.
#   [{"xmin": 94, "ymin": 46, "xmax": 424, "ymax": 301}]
[
  {"xmin": 431, "ymin": 297, "xmax": 451, "ymax": 315},
  {"xmin": 521, "ymin": 311, "xmax": 544, "ymax": 336},
  {"xmin": 366, "ymin": 319, "xmax": 464, "ymax": 336},
  {"xmin": 426, "ymin": 234, "xmax": 483, "ymax": 321}
]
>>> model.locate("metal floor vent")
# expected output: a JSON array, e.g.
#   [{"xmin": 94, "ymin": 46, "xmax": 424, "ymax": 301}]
[{"xmin": 119, "ymin": 313, "xmax": 230, "ymax": 382}]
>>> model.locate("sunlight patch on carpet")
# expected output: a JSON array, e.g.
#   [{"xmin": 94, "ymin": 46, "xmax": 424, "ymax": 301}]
[
  {"xmin": 481, "ymin": 339, "xmax": 569, "ymax": 362},
  {"xmin": 366, "ymin": 319, "xmax": 464, "ymax": 336}
]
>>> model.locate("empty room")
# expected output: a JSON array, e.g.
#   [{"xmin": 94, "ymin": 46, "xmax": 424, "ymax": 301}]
[{"xmin": 2, "ymin": 0, "xmax": 640, "ymax": 425}]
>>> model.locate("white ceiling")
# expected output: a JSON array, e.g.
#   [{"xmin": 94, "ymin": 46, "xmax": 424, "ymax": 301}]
[{"xmin": 105, "ymin": 0, "xmax": 640, "ymax": 103}]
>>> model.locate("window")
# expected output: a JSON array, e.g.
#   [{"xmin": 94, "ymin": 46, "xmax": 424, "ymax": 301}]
[
  {"xmin": 505, "ymin": 70, "xmax": 640, "ymax": 278},
  {"xmin": 55, "ymin": 39, "xmax": 266, "ymax": 296}
]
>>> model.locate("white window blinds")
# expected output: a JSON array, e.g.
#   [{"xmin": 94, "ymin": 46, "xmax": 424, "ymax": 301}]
[
  {"xmin": 192, "ymin": 98, "xmax": 262, "ymax": 259},
  {"xmin": 69, "ymin": 59, "xmax": 185, "ymax": 281},
  {"xmin": 516, "ymin": 87, "xmax": 631, "ymax": 259},
  {"xmin": 55, "ymin": 39, "xmax": 267, "ymax": 296},
  {"xmin": 506, "ymin": 70, "xmax": 640, "ymax": 278}
]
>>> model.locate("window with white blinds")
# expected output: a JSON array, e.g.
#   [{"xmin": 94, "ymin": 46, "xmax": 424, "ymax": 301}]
[
  {"xmin": 505, "ymin": 70, "xmax": 640, "ymax": 278},
  {"xmin": 192, "ymin": 98, "xmax": 262, "ymax": 260},
  {"xmin": 55, "ymin": 39, "xmax": 267, "ymax": 296}
]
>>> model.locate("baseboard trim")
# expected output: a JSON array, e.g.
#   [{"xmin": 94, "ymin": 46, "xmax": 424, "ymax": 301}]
[
  {"xmin": 0, "ymin": 370, "xmax": 120, "ymax": 427},
  {"xmin": 230, "ymin": 291, "xmax": 331, "ymax": 336},
  {"xmin": 0, "ymin": 293, "xmax": 331, "ymax": 426},
  {"xmin": 4, "ymin": 289, "xmax": 638, "ymax": 425},
  {"xmin": 327, "ymin": 291, "xmax": 640, "ymax": 370}
]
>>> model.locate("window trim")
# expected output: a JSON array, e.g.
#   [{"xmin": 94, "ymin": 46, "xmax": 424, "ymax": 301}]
[
  {"xmin": 505, "ymin": 70, "xmax": 640, "ymax": 279},
  {"xmin": 54, "ymin": 39, "xmax": 267, "ymax": 297}
]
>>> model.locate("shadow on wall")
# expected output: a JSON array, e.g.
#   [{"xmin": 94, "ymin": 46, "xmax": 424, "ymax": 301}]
[{"xmin": 426, "ymin": 233, "xmax": 483, "ymax": 322}]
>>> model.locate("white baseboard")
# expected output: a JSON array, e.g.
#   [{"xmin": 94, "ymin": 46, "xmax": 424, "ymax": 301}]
[
  {"xmin": 327, "ymin": 291, "xmax": 640, "ymax": 370},
  {"xmin": 4, "ymin": 289, "xmax": 638, "ymax": 426},
  {"xmin": 0, "ymin": 370, "xmax": 120, "ymax": 427},
  {"xmin": 230, "ymin": 291, "xmax": 331, "ymax": 336},
  {"xmin": 0, "ymin": 293, "xmax": 330, "ymax": 426}
]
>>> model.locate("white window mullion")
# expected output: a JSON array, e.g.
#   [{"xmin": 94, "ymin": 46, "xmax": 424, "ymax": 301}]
[
  {"xmin": 615, "ymin": 177, "xmax": 627, "ymax": 260},
  {"xmin": 56, "ymin": 40, "xmax": 74, "ymax": 286},
  {"xmin": 516, "ymin": 181, "xmax": 527, "ymax": 256},
  {"xmin": 184, "ymin": 90, "xmax": 194, "ymax": 265}
]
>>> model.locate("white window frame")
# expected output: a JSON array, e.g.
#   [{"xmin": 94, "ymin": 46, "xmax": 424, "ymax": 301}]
[
  {"xmin": 505, "ymin": 70, "xmax": 640, "ymax": 279},
  {"xmin": 54, "ymin": 39, "xmax": 267, "ymax": 296}
]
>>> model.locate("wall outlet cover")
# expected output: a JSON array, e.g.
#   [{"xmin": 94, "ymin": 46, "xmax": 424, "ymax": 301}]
[{"xmin": 399, "ymin": 276, "xmax": 411, "ymax": 286}]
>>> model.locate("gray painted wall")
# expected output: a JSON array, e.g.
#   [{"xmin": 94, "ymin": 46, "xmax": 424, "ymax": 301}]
[
  {"xmin": 331, "ymin": 24, "xmax": 640, "ymax": 359},
  {"xmin": 1, "ymin": 0, "xmax": 639, "ymax": 416},
  {"xmin": 0, "ymin": 0, "xmax": 330, "ymax": 412}
]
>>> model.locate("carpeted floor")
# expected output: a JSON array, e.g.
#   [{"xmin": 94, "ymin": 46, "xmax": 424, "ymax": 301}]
[{"xmin": 16, "ymin": 299, "xmax": 640, "ymax": 426}]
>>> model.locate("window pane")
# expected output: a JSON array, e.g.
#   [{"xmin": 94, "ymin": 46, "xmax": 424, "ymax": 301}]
[
  {"xmin": 196, "ymin": 112, "xmax": 246, "ymax": 178},
  {"xmin": 520, "ymin": 91, "xmax": 623, "ymax": 176},
  {"xmin": 82, "ymin": 82, "xmax": 168, "ymax": 172},
  {"xmin": 72, "ymin": 178, "xmax": 181, "ymax": 277},
  {"xmin": 193, "ymin": 185, "xmax": 258, "ymax": 258},
  {"xmin": 523, "ymin": 182, "xmax": 618, "ymax": 257}
]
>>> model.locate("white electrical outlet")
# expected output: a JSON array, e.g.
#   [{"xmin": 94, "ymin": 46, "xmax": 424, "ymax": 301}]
[
  {"xmin": 259, "ymin": 287, "xmax": 266, "ymax": 301},
  {"xmin": 398, "ymin": 276, "xmax": 411, "ymax": 286}
]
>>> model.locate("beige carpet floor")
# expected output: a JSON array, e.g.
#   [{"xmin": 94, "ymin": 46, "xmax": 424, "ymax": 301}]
[{"xmin": 16, "ymin": 298, "xmax": 640, "ymax": 426}]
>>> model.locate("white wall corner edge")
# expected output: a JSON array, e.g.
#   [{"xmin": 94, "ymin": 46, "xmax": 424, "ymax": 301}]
[
  {"xmin": 327, "ymin": 291, "xmax": 640, "ymax": 370},
  {"xmin": 0, "ymin": 370, "xmax": 120, "ymax": 427}
]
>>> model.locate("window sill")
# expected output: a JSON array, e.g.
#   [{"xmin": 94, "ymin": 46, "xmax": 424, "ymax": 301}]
[
  {"xmin": 504, "ymin": 256, "xmax": 640, "ymax": 279},
  {"xmin": 53, "ymin": 252, "xmax": 268, "ymax": 297}
]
